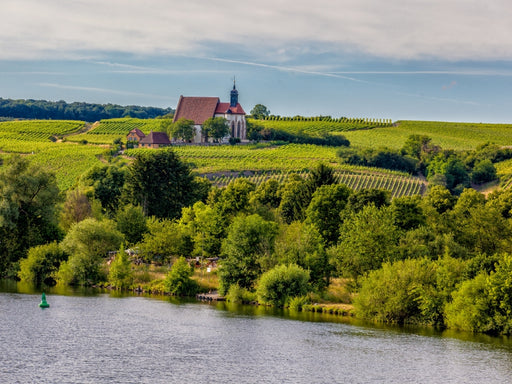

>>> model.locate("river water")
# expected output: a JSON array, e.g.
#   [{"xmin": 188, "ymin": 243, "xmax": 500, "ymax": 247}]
[{"xmin": 1, "ymin": 281, "xmax": 512, "ymax": 384}]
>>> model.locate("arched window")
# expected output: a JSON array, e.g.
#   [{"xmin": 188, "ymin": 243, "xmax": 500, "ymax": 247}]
[
  {"xmin": 231, "ymin": 122, "xmax": 235, "ymax": 137},
  {"xmin": 237, "ymin": 121, "xmax": 241, "ymax": 138}
]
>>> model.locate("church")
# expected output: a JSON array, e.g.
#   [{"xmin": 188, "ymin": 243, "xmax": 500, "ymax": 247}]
[{"xmin": 173, "ymin": 82, "xmax": 247, "ymax": 143}]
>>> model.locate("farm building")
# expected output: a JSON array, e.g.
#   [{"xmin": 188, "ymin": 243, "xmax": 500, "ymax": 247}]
[
  {"xmin": 173, "ymin": 82, "xmax": 246, "ymax": 143},
  {"xmin": 127, "ymin": 129, "xmax": 171, "ymax": 148}
]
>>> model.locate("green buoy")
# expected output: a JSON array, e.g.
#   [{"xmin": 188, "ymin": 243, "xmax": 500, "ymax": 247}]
[{"xmin": 39, "ymin": 292, "xmax": 50, "ymax": 308}]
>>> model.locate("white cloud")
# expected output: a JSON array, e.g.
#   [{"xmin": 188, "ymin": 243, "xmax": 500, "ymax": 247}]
[{"xmin": 2, "ymin": 0, "xmax": 512, "ymax": 61}]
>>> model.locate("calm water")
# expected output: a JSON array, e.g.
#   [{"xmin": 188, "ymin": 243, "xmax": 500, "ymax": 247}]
[{"xmin": 1, "ymin": 282, "xmax": 512, "ymax": 384}]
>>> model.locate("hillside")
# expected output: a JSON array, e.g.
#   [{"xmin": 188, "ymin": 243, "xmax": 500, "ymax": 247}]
[{"xmin": 1, "ymin": 117, "xmax": 511, "ymax": 193}]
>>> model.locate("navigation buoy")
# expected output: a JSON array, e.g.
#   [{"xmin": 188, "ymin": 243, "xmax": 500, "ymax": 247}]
[{"xmin": 39, "ymin": 292, "xmax": 50, "ymax": 308}]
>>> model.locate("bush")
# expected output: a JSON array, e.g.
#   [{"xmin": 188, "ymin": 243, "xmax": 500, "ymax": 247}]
[
  {"xmin": 164, "ymin": 257, "xmax": 198, "ymax": 296},
  {"xmin": 18, "ymin": 242, "xmax": 67, "ymax": 285},
  {"xmin": 108, "ymin": 250, "xmax": 134, "ymax": 289},
  {"xmin": 225, "ymin": 284, "xmax": 256, "ymax": 303},
  {"xmin": 256, "ymin": 264, "xmax": 310, "ymax": 307},
  {"xmin": 354, "ymin": 258, "xmax": 439, "ymax": 325}
]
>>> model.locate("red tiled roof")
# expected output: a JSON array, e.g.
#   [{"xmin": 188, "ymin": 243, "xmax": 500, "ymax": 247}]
[
  {"xmin": 129, "ymin": 128, "xmax": 145, "ymax": 138},
  {"xmin": 215, "ymin": 102, "xmax": 246, "ymax": 115},
  {"xmin": 139, "ymin": 131, "xmax": 171, "ymax": 145},
  {"xmin": 173, "ymin": 96, "xmax": 220, "ymax": 125}
]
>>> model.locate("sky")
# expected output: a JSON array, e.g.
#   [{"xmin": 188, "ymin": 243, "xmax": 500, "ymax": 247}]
[{"xmin": 1, "ymin": 0, "xmax": 512, "ymax": 123}]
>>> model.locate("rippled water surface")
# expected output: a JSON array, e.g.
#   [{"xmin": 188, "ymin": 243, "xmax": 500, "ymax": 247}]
[{"xmin": 1, "ymin": 282, "xmax": 512, "ymax": 383}]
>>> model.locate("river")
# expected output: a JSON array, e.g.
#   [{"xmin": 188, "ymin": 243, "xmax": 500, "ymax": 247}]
[{"xmin": 1, "ymin": 281, "xmax": 512, "ymax": 383}]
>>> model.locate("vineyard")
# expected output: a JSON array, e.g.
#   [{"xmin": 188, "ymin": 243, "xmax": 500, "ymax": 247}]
[
  {"xmin": 343, "ymin": 120, "xmax": 512, "ymax": 151},
  {"xmin": 4, "ymin": 117, "xmax": 512, "ymax": 194},
  {"xmin": 0, "ymin": 120, "xmax": 105, "ymax": 190},
  {"xmin": 125, "ymin": 144, "xmax": 426, "ymax": 198},
  {"xmin": 250, "ymin": 116, "xmax": 392, "ymax": 136},
  {"xmin": 205, "ymin": 169, "xmax": 426, "ymax": 198},
  {"xmin": 66, "ymin": 118, "xmax": 167, "ymax": 144}
]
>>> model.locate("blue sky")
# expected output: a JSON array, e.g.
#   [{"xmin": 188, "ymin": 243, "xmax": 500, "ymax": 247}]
[{"xmin": 2, "ymin": 0, "xmax": 512, "ymax": 123}]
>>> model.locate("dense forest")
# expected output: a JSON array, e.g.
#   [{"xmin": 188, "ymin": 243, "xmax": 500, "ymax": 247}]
[{"xmin": 0, "ymin": 98, "xmax": 174, "ymax": 121}]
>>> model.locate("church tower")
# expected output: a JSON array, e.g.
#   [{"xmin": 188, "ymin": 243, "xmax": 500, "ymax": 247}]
[{"xmin": 230, "ymin": 80, "xmax": 238, "ymax": 107}]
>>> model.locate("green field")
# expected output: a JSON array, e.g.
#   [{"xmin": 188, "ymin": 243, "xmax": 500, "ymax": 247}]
[
  {"xmin": 2, "ymin": 117, "xmax": 512, "ymax": 194},
  {"xmin": 66, "ymin": 118, "xmax": 167, "ymax": 144},
  {"xmin": 251, "ymin": 116, "xmax": 392, "ymax": 136},
  {"xmin": 342, "ymin": 121, "xmax": 512, "ymax": 151}
]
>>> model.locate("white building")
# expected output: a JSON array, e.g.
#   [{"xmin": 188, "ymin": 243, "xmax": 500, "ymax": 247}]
[{"xmin": 173, "ymin": 83, "xmax": 246, "ymax": 143}]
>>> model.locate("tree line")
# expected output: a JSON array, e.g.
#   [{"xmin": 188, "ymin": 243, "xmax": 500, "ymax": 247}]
[
  {"xmin": 4, "ymin": 148, "xmax": 512, "ymax": 335},
  {"xmin": 338, "ymin": 136, "xmax": 509, "ymax": 193},
  {"xmin": 0, "ymin": 98, "xmax": 174, "ymax": 122}
]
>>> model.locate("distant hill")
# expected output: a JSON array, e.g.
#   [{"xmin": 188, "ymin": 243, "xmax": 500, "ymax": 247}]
[{"xmin": 0, "ymin": 98, "xmax": 174, "ymax": 122}]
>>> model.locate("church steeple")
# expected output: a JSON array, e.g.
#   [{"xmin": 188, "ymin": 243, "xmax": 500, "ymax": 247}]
[{"xmin": 230, "ymin": 78, "xmax": 238, "ymax": 107}]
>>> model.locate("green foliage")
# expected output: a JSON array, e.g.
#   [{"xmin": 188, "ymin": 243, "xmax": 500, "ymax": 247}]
[
  {"xmin": 471, "ymin": 159, "xmax": 497, "ymax": 184},
  {"xmin": 124, "ymin": 149, "xmax": 197, "ymax": 219},
  {"xmin": 59, "ymin": 189, "xmax": 95, "ymax": 232},
  {"xmin": 138, "ymin": 218, "xmax": 192, "ymax": 263},
  {"xmin": 60, "ymin": 218, "xmax": 124, "ymax": 258},
  {"xmin": 256, "ymin": 264, "xmax": 310, "ymax": 307},
  {"xmin": 115, "ymin": 205, "xmax": 147, "ymax": 245},
  {"xmin": 58, "ymin": 218, "xmax": 124, "ymax": 285},
  {"xmin": 18, "ymin": 242, "xmax": 67, "ymax": 285},
  {"xmin": 169, "ymin": 118, "xmax": 196, "ymax": 142},
  {"xmin": 108, "ymin": 248, "xmax": 134, "ymax": 289},
  {"xmin": 274, "ymin": 222, "xmax": 330, "ymax": 290},
  {"xmin": 305, "ymin": 184, "xmax": 351, "ymax": 246},
  {"xmin": 219, "ymin": 214, "xmax": 279, "ymax": 295},
  {"xmin": 444, "ymin": 273, "xmax": 492, "ymax": 332},
  {"xmin": 278, "ymin": 175, "xmax": 311, "ymax": 224},
  {"xmin": 164, "ymin": 256, "xmax": 198, "ymax": 296},
  {"xmin": 354, "ymin": 258, "xmax": 438, "ymax": 325},
  {"xmin": 80, "ymin": 163, "xmax": 127, "ymax": 216},
  {"xmin": 331, "ymin": 204, "xmax": 400, "ymax": 278},
  {"xmin": 0, "ymin": 156, "xmax": 61, "ymax": 275},
  {"xmin": 202, "ymin": 117, "xmax": 229, "ymax": 142},
  {"xmin": 225, "ymin": 283, "xmax": 257, "ymax": 303},
  {"xmin": 250, "ymin": 104, "xmax": 270, "ymax": 119}
]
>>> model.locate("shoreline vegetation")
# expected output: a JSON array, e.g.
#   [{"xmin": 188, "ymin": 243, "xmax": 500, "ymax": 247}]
[{"xmin": 3, "ymin": 115, "xmax": 512, "ymax": 335}]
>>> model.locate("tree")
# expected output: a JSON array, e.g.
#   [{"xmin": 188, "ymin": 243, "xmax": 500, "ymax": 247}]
[
  {"xmin": 202, "ymin": 117, "xmax": 229, "ymax": 142},
  {"xmin": 219, "ymin": 214, "xmax": 279, "ymax": 294},
  {"xmin": 58, "ymin": 218, "xmax": 124, "ymax": 285},
  {"xmin": 307, "ymin": 162, "xmax": 336, "ymax": 192},
  {"xmin": 18, "ymin": 242, "xmax": 67, "ymax": 285},
  {"xmin": 331, "ymin": 205, "xmax": 400, "ymax": 278},
  {"xmin": 170, "ymin": 118, "xmax": 196, "ymax": 142},
  {"xmin": 305, "ymin": 184, "xmax": 351, "ymax": 246},
  {"xmin": 250, "ymin": 104, "xmax": 270, "ymax": 119},
  {"xmin": 124, "ymin": 150, "xmax": 198, "ymax": 219},
  {"xmin": 214, "ymin": 178, "xmax": 256, "ymax": 218},
  {"xmin": 471, "ymin": 159, "xmax": 497, "ymax": 184},
  {"xmin": 0, "ymin": 156, "xmax": 61, "ymax": 275},
  {"xmin": 278, "ymin": 175, "xmax": 311, "ymax": 224},
  {"xmin": 115, "ymin": 205, "xmax": 148, "ymax": 245},
  {"xmin": 108, "ymin": 247, "xmax": 134, "ymax": 289},
  {"xmin": 138, "ymin": 218, "xmax": 192, "ymax": 263},
  {"xmin": 354, "ymin": 258, "xmax": 438, "ymax": 325},
  {"xmin": 179, "ymin": 202, "xmax": 226, "ymax": 259},
  {"xmin": 80, "ymin": 163, "xmax": 127, "ymax": 216},
  {"xmin": 390, "ymin": 195, "xmax": 426, "ymax": 231},
  {"xmin": 257, "ymin": 264, "xmax": 310, "ymax": 307},
  {"xmin": 274, "ymin": 222, "xmax": 330, "ymax": 290},
  {"xmin": 164, "ymin": 256, "xmax": 198, "ymax": 296},
  {"xmin": 345, "ymin": 188, "xmax": 390, "ymax": 213}
]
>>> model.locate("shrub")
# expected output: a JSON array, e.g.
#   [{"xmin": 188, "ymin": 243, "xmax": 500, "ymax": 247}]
[
  {"xmin": 164, "ymin": 257, "xmax": 198, "ymax": 296},
  {"xmin": 257, "ymin": 264, "xmax": 310, "ymax": 307},
  {"xmin": 18, "ymin": 242, "xmax": 67, "ymax": 285},
  {"xmin": 225, "ymin": 284, "xmax": 256, "ymax": 303}
]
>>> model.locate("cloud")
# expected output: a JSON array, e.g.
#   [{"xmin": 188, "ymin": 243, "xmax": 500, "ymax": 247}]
[{"xmin": 2, "ymin": 0, "xmax": 512, "ymax": 62}]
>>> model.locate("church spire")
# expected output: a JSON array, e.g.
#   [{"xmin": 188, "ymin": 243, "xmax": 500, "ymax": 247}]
[{"xmin": 230, "ymin": 78, "xmax": 238, "ymax": 107}]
